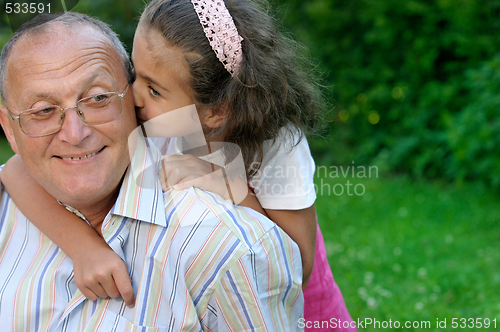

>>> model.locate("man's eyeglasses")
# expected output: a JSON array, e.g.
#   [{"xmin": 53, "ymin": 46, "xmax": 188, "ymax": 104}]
[{"xmin": 8, "ymin": 85, "xmax": 129, "ymax": 137}]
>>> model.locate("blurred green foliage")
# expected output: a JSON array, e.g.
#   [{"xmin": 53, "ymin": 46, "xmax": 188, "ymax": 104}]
[
  {"xmin": 269, "ymin": 0, "xmax": 500, "ymax": 189},
  {"xmin": 446, "ymin": 56, "xmax": 500, "ymax": 188},
  {"xmin": 72, "ymin": 0, "xmax": 143, "ymax": 53}
]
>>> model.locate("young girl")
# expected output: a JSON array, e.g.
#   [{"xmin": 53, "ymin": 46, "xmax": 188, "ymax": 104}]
[{"xmin": 2, "ymin": 0, "xmax": 355, "ymax": 330}]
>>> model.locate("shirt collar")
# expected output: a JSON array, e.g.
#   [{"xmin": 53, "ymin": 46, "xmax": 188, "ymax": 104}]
[{"xmin": 109, "ymin": 127, "xmax": 167, "ymax": 227}]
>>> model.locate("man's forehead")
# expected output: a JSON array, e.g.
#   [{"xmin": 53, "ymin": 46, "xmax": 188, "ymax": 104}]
[
  {"xmin": 7, "ymin": 22, "xmax": 121, "ymax": 70},
  {"xmin": 12, "ymin": 23, "xmax": 111, "ymax": 58},
  {"xmin": 7, "ymin": 24, "xmax": 125, "ymax": 86}
]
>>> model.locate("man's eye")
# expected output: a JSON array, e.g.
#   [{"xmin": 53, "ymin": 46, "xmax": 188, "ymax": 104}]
[
  {"xmin": 30, "ymin": 106, "xmax": 58, "ymax": 118},
  {"xmin": 90, "ymin": 94, "xmax": 110, "ymax": 103},
  {"xmin": 81, "ymin": 94, "xmax": 111, "ymax": 108},
  {"xmin": 149, "ymin": 86, "xmax": 161, "ymax": 97}
]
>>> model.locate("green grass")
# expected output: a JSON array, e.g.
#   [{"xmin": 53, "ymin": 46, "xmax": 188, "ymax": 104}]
[{"xmin": 315, "ymin": 172, "xmax": 500, "ymax": 330}]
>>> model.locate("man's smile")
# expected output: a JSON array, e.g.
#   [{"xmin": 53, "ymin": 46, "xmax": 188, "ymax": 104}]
[{"xmin": 55, "ymin": 147, "xmax": 105, "ymax": 161}]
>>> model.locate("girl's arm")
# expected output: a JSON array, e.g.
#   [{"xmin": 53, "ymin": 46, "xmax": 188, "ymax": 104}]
[
  {"xmin": 264, "ymin": 206, "xmax": 317, "ymax": 289},
  {"xmin": 0, "ymin": 155, "xmax": 135, "ymax": 307}
]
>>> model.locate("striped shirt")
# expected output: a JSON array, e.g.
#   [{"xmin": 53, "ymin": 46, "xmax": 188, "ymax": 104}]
[{"xmin": 0, "ymin": 135, "xmax": 303, "ymax": 331}]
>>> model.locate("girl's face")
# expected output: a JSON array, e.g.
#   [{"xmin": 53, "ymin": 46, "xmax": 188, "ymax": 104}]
[{"xmin": 131, "ymin": 28, "xmax": 196, "ymax": 125}]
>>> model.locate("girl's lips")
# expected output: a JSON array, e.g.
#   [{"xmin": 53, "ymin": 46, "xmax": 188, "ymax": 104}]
[{"xmin": 137, "ymin": 116, "xmax": 146, "ymax": 125}]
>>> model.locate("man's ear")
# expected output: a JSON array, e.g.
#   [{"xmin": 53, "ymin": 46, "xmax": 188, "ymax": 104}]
[
  {"xmin": 201, "ymin": 106, "xmax": 226, "ymax": 129},
  {"xmin": 0, "ymin": 105, "xmax": 20, "ymax": 154}
]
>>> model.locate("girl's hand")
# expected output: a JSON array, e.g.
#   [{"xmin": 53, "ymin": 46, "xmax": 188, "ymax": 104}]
[
  {"xmin": 72, "ymin": 244, "xmax": 135, "ymax": 308},
  {"xmin": 160, "ymin": 154, "xmax": 250, "ymax": 204},
  {"xmin": 160, "ymin": 154, "xmax": 228, "ymax": 198}
]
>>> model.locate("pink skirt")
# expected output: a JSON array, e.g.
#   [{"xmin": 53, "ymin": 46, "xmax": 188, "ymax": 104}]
[{"xmin": 303, "ymin": 223, "xmax": 357, "ymax": 331}]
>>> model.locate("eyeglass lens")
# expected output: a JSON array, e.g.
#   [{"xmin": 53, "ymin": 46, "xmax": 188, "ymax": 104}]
[{"xmin": 19, "ymin": 92, "xmax": 123, "ymax": 137}]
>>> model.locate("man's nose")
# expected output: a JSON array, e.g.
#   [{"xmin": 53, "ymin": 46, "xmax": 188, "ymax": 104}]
[{"xmin": 56, "ymin": 108, "xmax": 92, "ymax": 145}]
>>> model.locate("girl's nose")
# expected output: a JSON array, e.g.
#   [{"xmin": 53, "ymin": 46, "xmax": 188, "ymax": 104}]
[{"xmin": 131, "ymin": 81, "xmax": 144, "ymax": 108}]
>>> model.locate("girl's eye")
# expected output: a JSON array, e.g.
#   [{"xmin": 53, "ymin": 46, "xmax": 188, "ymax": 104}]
[{"xmin": 148, "ymin": 86, "xmax": 161, "ymax": 97}]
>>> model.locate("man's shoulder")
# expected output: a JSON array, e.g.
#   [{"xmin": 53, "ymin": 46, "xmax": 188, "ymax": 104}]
[{"xmin": 163, "ymin": 187, "xmax": 278, "ymax": 249}]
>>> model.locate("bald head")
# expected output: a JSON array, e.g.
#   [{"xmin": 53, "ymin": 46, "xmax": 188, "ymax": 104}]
[{"xmin": 0, "ymin": 12, "xmax": 133, "ymax": 104}]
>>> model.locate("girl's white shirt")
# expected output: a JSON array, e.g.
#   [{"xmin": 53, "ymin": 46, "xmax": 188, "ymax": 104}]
[{"xmin": 156, "ymin": 126, "xmax": 316, "ymax": 211}]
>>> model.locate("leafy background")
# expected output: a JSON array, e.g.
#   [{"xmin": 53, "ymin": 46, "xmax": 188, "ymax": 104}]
[
  {"xmin": 1, "ymin": 0, "xmax": 499, "ymax": 330},
  {"xmin": 272, "ymin": 0, "xmax": 500, "ymax": 189}
]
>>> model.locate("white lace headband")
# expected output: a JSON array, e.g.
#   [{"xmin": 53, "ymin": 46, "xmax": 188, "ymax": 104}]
[{"xmin": 190, "ymin": 0, "xmax": 243, "ymax": 76}]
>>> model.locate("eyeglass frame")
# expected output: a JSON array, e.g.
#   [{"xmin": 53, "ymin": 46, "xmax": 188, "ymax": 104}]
[{"xmin": 7, "ymin": 84, "xmax": 129, "ymax": 137}]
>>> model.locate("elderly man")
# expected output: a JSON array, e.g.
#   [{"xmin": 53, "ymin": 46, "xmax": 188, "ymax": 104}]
[{"xmin": 0, "ymin": 12, "xmax": 303, "ymax": 331}]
